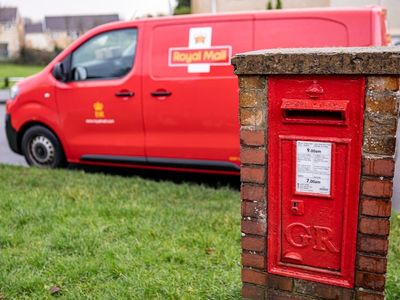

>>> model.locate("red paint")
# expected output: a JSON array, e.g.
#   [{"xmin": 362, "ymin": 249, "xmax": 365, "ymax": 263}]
[
  {"xmin": 267, "ymin": 76, "xmax": 365, "ymax": 287},
  {"xmin": 6, "ymin": 7, "xmax": 386, "ymax": 173}
]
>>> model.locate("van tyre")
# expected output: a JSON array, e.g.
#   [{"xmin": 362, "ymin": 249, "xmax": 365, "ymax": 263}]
[{"xmin": 21, "ymin": 126, "xmax": 66, "ymax": 168}]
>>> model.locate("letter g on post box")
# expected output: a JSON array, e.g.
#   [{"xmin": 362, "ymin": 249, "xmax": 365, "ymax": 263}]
[{"xmin": 267, "ymin": 77, "xmax": 364, "ymax": 287}]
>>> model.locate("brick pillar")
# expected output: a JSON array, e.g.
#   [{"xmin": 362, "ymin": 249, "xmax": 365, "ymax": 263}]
[
  {"xmin": 232, "ymin": 47, "xmax": 400, "ymax": 300},
  {"xmin": 356, "ymin": 76, "xmax": 398, "ymax": 300},
  {"xmin": 239, "ymin": 75, "xmax": 269, "ymax": 299}
]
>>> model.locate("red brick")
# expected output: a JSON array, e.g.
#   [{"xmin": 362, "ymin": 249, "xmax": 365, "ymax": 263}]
[
  {"xmin": 355, "ymin": 290, "xmax": 384, "ymax": 300},
  {"xmin": 242, "ymin": 268, "xmax": 268, "ymax": 285},
  {"xmin": 367, "ymin": 76, "xmax": 399, "ymax": 92},
  {"xmin": 359, "ymin": 217, "xmax": 390, "ymax": 236},
  {"xmin": 355, "ymin": 271, "xmax": 385, "ymax": 292},
  {"xmin": 242, "ymin": 201, "xmax": 266, "ymax": 219},
  {"xmin": 241, "ymin": 183, "xmax": 266, "ymax": 201},
  {"xmin": 265, "ymin": 290, "xmax": 316, "ymax": 300},
  {"xmin": 294, "ymin": 279, "xmax": 353, "ymax": 300},
  {"xmin": 364, "ymin": 114, "xmax": 398, "ymax": 136},
  {"xmin": 363, "ymin": 157, "xmax": 395, "ymax": 177},
  {"xmin": 361, "ymin": 198, "xmax": 392, "ymax": 217},
  {"xmin": 242, "ymin": 283, "xmax": 265, "ymax": 300},
  {"xmin": 363, "ymin": 135, "xmax": 396, "ymax": 156},
  {"xmin": 362, "ymin": 179, "xmax": 393, "ymax": 198},
  {"xmin": 242, "ymin": 219, "xmax": 266, "ymax": 235},
  {"xmin": 241, "ymin": 147, "xmax": 266, "ymax": 165},
  {"xmin": 241, "ymin": 130, "xmax": 265, "ymax": 146},
  {"xmin": 242, "ymin": 236, "xmax": 265, "ymax": 252},
  {"xmin": 241, "ymin": 108, "xmax": 264, "ymax": 127},
  {"xmin": 365, "ymin": 91, "xmax": 399, "ymax": 115},
  {"xmin": 358, "ymin": 236, "xmax": 388, "ymax": 255},
  {"xmin": 240, "ymin": 90, "xmax": 263, "ymax": 108},
  {"xmin": 357, "ymin": 255, "xmax": 387, "ymax": 274},
  {"xmin": 239, "ymin": 75, "xmax": 266, "ymax": 90},
  {"xmin": 242, "ymin": 252, "xmax": 265, "ymax": 269},
  {"xmin": 266, "ymin": 290, "xmax": 309, "ymax": 300},
  {"xmin": 267, "ymin": 274, "xmax": 293, "ymax": 292},
  {"xmin": 241, "ymin": 166, "xmax": 266, "ymax": 184}
]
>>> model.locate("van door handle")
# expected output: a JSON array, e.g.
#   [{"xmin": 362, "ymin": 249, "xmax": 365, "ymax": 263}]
[
  {"xmin": 151, "ymin": 90, "xmax": 172, "ymax": 97},
  {"xmin": 115, "ymin": 90, "xmax": 134, "ymax": 97}
]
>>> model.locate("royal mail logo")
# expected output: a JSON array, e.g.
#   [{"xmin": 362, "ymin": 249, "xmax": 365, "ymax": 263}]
[
  {"xmin": 169, "ymin": 46, "xmax": 231, "ymax": 66},
  {"xmin": 93, "ymin": 101, "xmax": 105, "ymax": 118},
  {"xmin": 85, "ymin": 101, "xmax": 115, "ymax": 124},
  {"xmin": 168, "ymin": 27, "xmax": 232, "ymax": 73}
]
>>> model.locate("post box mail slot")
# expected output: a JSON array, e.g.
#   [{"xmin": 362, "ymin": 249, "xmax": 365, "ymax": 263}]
[
  {"xmin": 281, "ymin": 99, "xmax": 349, "ymax": 124},
  {"xmin": 267, "ymin": 76, "xmax": 364, "ymax": 288}
]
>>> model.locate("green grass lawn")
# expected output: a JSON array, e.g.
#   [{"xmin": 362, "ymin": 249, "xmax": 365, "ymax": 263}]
[
  {"xmin": 0, "ymin": 165, "xmax": 398, "ymax": 299},
  {"xmin": 0, "ymin": 165, "xmax": 241, "ymax": 299},
  {"xmin": 0, "ymin": 63, "xmax": 43, "ymax": 78},
  {"xmin": 387, "ymin": 212, "xmax": 400, "ymax": 299}
]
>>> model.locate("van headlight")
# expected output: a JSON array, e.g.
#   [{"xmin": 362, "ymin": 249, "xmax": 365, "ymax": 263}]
[{"xmin": 10, "ymin": 85, "xmax": 19, "ymax": 100}]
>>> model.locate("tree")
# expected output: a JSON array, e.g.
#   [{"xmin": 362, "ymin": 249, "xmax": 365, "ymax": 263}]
[
  {"xmin": 174, "ymin": 0, "xmax": 191, "ymax": 15},
  {"xmin": 276, "ymin": 0, "xmax": 283, "ymax": 9},
  {"xmin": 266, "ymin": 0, "xmax": 273, "ymax": 10},
  {"xmin": 177, "ymin": 0, "xmax": 190, "ymax": 7}
]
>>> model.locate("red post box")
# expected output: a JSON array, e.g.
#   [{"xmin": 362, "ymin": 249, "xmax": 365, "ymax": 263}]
[
  {"xmin": 233, "ymin": 47, "xmax": 400, "ymax": 299},
  {"xmin": 268, "ymin": 76, "xmax": 365, "ymax": 287}
]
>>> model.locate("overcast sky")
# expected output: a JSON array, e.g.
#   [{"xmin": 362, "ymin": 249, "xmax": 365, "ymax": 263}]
[{"xmin": 1, "ymin": 0, "xmax": 178, "ymax": 21}]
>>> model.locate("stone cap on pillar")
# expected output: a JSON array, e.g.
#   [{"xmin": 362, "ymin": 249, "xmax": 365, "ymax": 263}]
[{"xmin": 232, "ymin": 46, "xmax": 400, "ymax": 75}]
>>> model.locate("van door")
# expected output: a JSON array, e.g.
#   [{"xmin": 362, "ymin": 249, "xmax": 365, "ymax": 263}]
[
  {"xmin": 55, "ymin": 28, "xmax": 145, "ymax": 163},
  {"xmin": 142, "ymin": 16, "xmax": 252, "ymax": 170}
]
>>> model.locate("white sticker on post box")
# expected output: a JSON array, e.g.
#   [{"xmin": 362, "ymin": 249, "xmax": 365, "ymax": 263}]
[{"xmin": 296, "ymin": 141, "xmax": 332, "ymax": 195}]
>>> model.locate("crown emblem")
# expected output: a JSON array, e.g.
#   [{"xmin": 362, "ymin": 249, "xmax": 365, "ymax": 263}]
[
  {"xmin": 93, "ymin": 102, "xmax": 104, "ymax": 111},
  {"xmin": 306, "ymin": 80, "xmax": 324, "ymax": 99},
  {"xmin": 194, "ymin": 34, "xmax": 206, "ymax": 44},
  {"xmin": 93, "ymin": 101, "xmax": 105, "ymax": 118}
]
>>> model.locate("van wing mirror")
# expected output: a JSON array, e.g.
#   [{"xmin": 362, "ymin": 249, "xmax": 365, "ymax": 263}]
[
  {"xmin": 71, "ymin": 66, "xmax": 88, "ymax": 81},
  {"xmin": 53, "ymin": 62, "xmax": 68, "ymax": 82}
]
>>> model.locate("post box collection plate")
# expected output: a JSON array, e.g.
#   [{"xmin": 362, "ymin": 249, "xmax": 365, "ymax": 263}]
[
  {"xmin": 267, "ymin": 76, "xmax": 364, "ymax": 288},
  {"xmin": 296, "ymin": 141, "xmax": 332, "ymax": 195}
]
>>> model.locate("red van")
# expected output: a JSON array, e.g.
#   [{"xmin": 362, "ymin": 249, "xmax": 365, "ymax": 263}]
[{"xmin": 5, "ymin": 7, "xmax": 388, "ymax": 174}]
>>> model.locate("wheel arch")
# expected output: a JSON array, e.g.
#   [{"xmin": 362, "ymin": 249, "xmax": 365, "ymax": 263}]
[{"xmin": 17, "ymin": 121, "xmax": 67, "ymax": 158}]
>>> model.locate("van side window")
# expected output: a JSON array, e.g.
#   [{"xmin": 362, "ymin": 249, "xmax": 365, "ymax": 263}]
[{"xmin": 70, "ymin": 28, "xmax": 137, "ymax": 81}]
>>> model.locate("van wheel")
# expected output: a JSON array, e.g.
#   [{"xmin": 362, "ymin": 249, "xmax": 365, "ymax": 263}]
[{"xmin": 21, "ymin": 126, "xmax": 66, "ymax": 168}]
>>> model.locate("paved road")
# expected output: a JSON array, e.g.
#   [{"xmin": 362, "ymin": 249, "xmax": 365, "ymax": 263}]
[
  {"xmin": 0, "ymin": 89, "xmax": 10, "ymax": 103},
  {"xmin": 0, "ymin": 103, "xmax": 398, "ymax": 210},
  {"xmin": 0, "ymin": 104, "xmax": 27, "ymax": 166}
]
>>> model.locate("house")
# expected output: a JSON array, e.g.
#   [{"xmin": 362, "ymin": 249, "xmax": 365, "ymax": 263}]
[
  {"xmin": 25, "ymin": 22, "xmax": 54, "ymax": 52},
  {"xmin": 44, "ymin": 14, "xmax": 119, "ymax": 49},
  {"xmin": 0, "ymin": 7, "xmax": 24, "ymax": 59}
]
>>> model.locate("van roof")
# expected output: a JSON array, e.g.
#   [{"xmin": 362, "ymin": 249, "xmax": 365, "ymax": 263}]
[
  {"xmin": 91, "ymin": 6, "xmax": 384, "ymax": 32},
  {"xmin": 135, "ymin": 5, "xmax": 383, "ymax": 23}
]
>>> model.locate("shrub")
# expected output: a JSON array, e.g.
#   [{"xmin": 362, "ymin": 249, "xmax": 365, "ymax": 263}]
[
  {"xmin": 14, "ymin": 47, "xmax": 59, "ymax": 66},
  {"xmin": 174, "ymin": 6, "xmax": 191, "ymax": 15}
]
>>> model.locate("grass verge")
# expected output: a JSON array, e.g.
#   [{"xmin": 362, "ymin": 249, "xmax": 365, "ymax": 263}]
[
  {"xmin": 0, "ymin": 63, "xmax": 43, "ymax": 78},
  {"xmin": 0, "ymin": 165, "xmax": 398, "ymax": 299},
  {"xmin": 387, "ymin": 212, "xmax": 400, "ymax": 299},
  {"xmin": 0, "ymin": 165, "xmax": 241, "ymax": 299},
  {"xmin": 0, "ymin": 64, "xmax": 43, "ymax": 88}
]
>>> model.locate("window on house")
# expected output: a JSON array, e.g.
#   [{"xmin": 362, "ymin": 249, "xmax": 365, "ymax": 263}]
[{"xmin": 0, "ymin": 43, "xmax": 9, "ymax": 58}]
